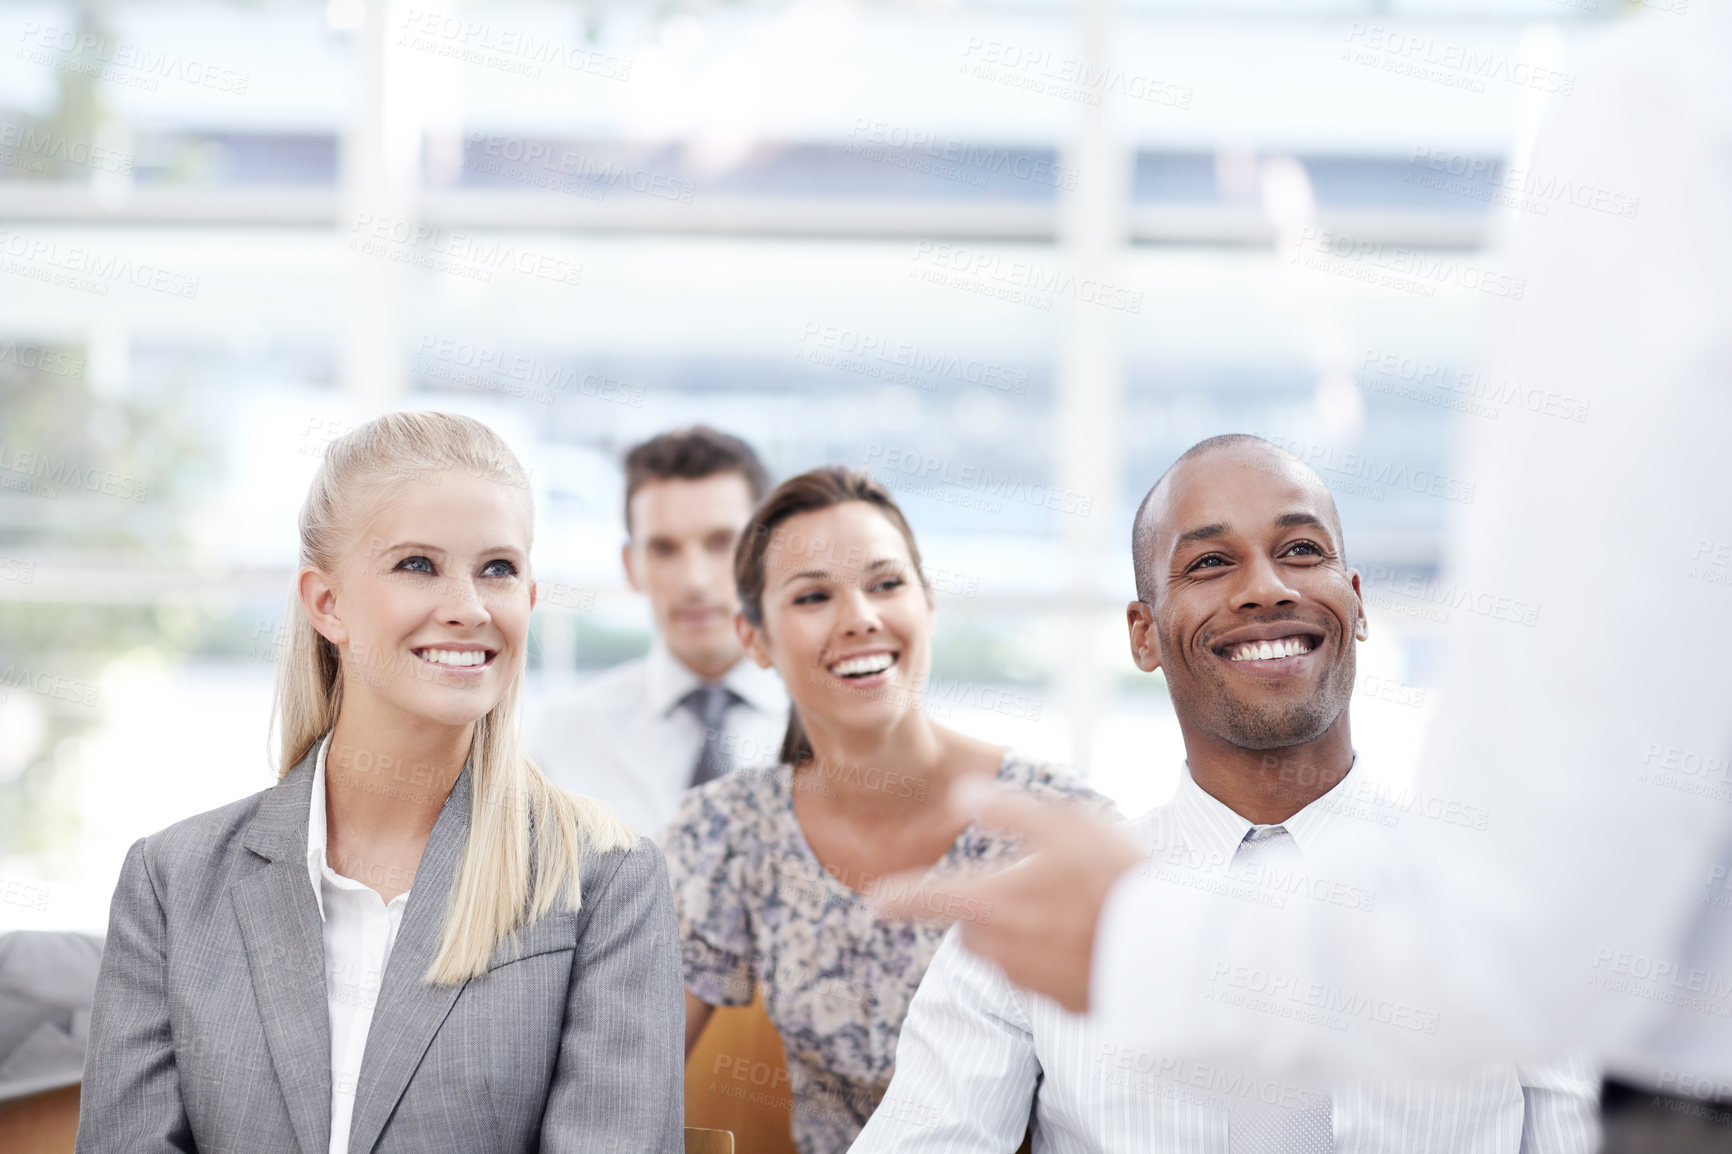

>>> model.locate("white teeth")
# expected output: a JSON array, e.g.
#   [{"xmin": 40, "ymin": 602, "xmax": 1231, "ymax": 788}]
[
  {"xmin": 1227, "ymin": 637, "xmax": 1313, "ymax": 662},
  {"xmin": 830, "ymin": 653, "xmax": 895, "ymax": 677},
  {"xmin": 419, "ymin": 648, "xmax": 487, "ymax": 667}
]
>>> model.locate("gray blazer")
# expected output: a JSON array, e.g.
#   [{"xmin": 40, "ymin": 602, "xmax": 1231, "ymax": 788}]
[{"xmin": 75, "ymin": 751, "xmax": 685, "ymax": 1154}]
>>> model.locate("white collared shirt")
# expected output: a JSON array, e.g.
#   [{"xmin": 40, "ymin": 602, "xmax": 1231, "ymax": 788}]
[
  {"xmin": 524, "ymin": 639, "xmax": 788, "ymax": 838},
  {"xmin": 854, "ymin": 762, "xmax": 1599, "ymax": 1154},
  {"xmin": 306, "ymin": 735, "xmax": 411, "ymax": 1154}
]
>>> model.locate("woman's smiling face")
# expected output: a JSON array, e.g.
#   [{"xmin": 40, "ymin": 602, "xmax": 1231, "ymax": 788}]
[
  {"xmin": 746, "ymin": 501, "xmax": 934, "ymax": 743},
  {"xmin": 303, "ymin": 469, "xmax": 535, "ymax": 730}
]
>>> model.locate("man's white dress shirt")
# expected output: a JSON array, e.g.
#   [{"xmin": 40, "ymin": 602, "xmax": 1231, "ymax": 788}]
[
  {"xmin": 856, "ymin": 762, "xmax": 1599, "ymax": 1153},
  {"xmin": 1092, "ymin": 8, "xmax": 1732, "ymax": 1090},
  {"xmin": 306, "ymin": 735, "xmax": 411, "ymax": 1154},
  {"xmin": 524, "ymin": 640, "xmax": 788, "ymax": 838}
]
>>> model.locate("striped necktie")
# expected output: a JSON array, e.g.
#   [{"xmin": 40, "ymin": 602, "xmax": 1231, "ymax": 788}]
[{"xmin": 681, "ymin": 683, "xmax": 740, "ymax": 787}]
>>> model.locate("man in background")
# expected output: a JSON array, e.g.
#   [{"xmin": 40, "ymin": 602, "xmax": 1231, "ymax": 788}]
[{"xmin": 527, "ymin": 427, "xmax": 787, "ymax": 836}]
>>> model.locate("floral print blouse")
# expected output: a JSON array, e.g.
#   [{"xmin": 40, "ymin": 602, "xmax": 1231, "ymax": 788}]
[{"xmin": 661, "ymin": 751, "xmax": 1107, "ymax": 1154}]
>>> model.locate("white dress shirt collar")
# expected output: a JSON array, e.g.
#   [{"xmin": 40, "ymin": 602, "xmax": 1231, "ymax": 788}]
[
  {"xmin": 307, "ymin": 733, "xmax": 335, "ymax": 920},
  {"xmin": 1167, "ymin": 754, "xmax": 1362, "ymax": 863},
  {"xmin": 304, "ymin": 731, "xmax": 414, "ymax": 1154},
  {"xmin": 644, "ymin": 635, "xmax": 786, "ymax": 720}
]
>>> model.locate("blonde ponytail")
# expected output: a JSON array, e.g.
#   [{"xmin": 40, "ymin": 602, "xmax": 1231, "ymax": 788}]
[{"xmin": 270, "ymin": 411, "xmax": 634, "ymax": 985}]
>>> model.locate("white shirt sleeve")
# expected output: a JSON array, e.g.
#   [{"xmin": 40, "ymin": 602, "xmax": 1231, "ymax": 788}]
[
  {"xmin": 852, "ymin": 927, "xmax": 1039, "ymax": 1153},
  {"xmin": 1093, "ymin": 9, "xmax": 1732, "ymax": 1083},
  {"xmin": 1516, "ymin": 1052, "xmax": 1601, "ymax": 1154}
]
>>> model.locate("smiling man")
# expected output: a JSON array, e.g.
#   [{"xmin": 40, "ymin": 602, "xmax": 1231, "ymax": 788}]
[
  {"xmin": 858, "ymin": 435, "xmax": 1596, "ymax": 1153},
  {"xmin": 525, "ymin": 427, "xmax": 787, "ymax": 837},
  {"xmin": 1127, "ymin": 434, "xmax": 1363, "ymax": 827}
]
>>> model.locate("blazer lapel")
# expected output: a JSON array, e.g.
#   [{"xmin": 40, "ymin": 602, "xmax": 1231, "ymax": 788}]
[
  {"xmin": 345, "ymin": 767, "xmax": 474, "ymax": 1154},
  {"xmin": 232, "ymin": 750, "xmax": 332, "ymax": 1154}
]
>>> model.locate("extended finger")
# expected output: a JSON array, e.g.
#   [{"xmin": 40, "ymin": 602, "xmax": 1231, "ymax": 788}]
[
  {"xmin": 951, "ymin": 779, "xmax": 1127, "ymax": 855},
  {"xmin": 866, "ymin": 867, "xmax": 997, "ymax": 925}
]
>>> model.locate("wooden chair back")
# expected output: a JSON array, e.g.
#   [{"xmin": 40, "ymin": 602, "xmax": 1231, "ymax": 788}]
[
  {"xmin": 683, "ymin": 1126, "xmax": 736, "ymax": 1154},
  {"xmin": 684, "ymin": 994, "xmax": 799, "ymax": 1154},
  {"xmin": 0, "ymin": 1085, "xmax": 79, "ymax": 1154}
]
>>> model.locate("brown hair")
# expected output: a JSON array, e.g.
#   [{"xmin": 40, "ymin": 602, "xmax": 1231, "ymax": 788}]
[
  {"xmin": 734, "ymin": 466, "xmax": 928, "ymax": 766},
  {"xmin": 622, "ymin": 426, "xmax": 771, "ymax": 534}
]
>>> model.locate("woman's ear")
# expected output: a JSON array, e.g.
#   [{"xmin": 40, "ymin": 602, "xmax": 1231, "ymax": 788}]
[
  {"xmin": 736, "ymin": 611, "xmax": 772, "ymax": 669},
  {"xmin": 299, "ymin": 566, "xmax": 348, "ymax": 648}
]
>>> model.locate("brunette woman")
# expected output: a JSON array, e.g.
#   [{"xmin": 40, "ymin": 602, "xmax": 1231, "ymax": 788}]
[{"xmin": 663, "ymin": 467, "xmax": 1107, "ymax": 1154}]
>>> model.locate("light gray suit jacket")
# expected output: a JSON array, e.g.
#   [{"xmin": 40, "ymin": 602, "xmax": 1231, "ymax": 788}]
[{"xmin": 75, "ymin": 751, "xmax": 685, "ymax": 1154}]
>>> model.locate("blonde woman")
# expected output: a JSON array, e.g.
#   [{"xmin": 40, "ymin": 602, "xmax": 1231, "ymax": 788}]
[{"xmin": 77, "ymin": 413, "xmax": 684, "ymax": 1154}]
